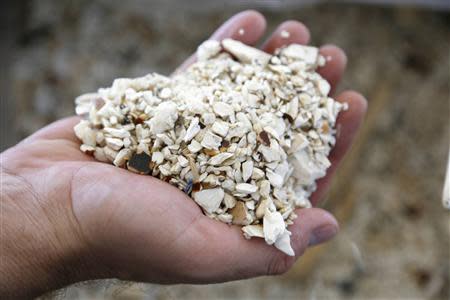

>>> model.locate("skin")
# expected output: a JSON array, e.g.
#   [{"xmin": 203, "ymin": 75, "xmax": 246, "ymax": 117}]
[{"xmin": 0, "ymin": 10, "xmax": 367, "ymax": 298}]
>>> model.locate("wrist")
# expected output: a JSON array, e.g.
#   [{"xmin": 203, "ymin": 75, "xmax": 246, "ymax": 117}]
[{"xmin": 0, "ymin": 166, "xmax": 97, "ymax": 298}]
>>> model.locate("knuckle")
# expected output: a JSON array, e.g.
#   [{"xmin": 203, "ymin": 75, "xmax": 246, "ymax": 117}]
[{"xmin": 266, "ymin": 254, "xmax": 295, "ymax": 276}]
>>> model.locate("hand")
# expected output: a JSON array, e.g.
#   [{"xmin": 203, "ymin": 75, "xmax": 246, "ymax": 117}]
[{"xmin": 0, "ymin": 10, "xmax": 367, "ymax": 298}]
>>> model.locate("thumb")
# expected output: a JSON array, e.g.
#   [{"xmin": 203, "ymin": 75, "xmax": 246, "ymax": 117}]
[
  {"xmin": 193, "ymin": 207, "xmax": 338, "ymax": 282},
  {"xmin": 291, "ymin": 207, "xmax": 339, "ymax": 250},
  {"xmin": 264, "ymin": 207, "xmax": 339, "ymax": 276}
]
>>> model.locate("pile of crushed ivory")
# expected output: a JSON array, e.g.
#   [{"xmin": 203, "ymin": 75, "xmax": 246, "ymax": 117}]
[{"xmin": 74, "ymin": 38, "xmax": 347, "ymax": 255}]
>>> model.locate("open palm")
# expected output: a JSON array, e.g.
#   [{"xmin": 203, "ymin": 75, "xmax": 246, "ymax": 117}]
[{"xmin": 2, "ymin": 10, "xmax": 366, "ymax": 290}]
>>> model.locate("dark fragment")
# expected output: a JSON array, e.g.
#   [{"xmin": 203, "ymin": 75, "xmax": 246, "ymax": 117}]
[
  {"xmin": 127, "ymin": 152, "xmax": 152, "ymax": 174},
  {"xmin": 282, "ymin": 113, "xmax": 294, "ymax": 123},
  {"xmin": 192, "ymin": 181, "xmax": 202, "ymax": 192},
  {"xmin": 258, "ymin": 130, "xmax": 270, "ymax": 146}
]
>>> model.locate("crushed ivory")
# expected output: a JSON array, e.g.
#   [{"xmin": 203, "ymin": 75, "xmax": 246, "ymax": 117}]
[{"xmin": 74, "ymin": 38, "xmax": 347, "ymax": 255}]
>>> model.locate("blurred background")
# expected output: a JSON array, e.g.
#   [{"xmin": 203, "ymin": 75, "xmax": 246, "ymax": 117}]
[{"xmin": 1, "ymin": 0, "xmax": 449, "ymax": 299}]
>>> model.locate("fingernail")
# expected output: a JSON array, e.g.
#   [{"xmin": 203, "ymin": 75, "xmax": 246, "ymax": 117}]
[{"xmin": 308, "ymin": 224, "xmax": 338, "ymax": 247}]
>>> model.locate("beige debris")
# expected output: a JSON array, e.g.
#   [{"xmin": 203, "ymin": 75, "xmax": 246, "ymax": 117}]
[
  {"xmin": 263, "ymin": 210, "xmax": 286, "ymax": 245},
  {"xmin": 241, "ymin": 160, "xmax": 254, "ymax": 182},
  {"xmin": 222, "ymin": 38, "xmax": 271, "ymax": 65},
  {"xmin": 151, "ymin": 151, "xmax": 164, "ymax": 164},
  {"xmin": 193, "ymin": 188, "xmax": 224, "ymax": 214},
  {"xmin": 211, "ymin": 121, "xmax": 229, "ymax": 137},
  {"xmin": 201, "ymin": 131, "xmax": 222, "ymax": 150},
  {"xmin": 242, "ymin": 224, "xmax": 264, "ymax": 239},
  {"xmin": 184, "ymin": 117, "xmax": 201, "ymax": 142},
  {"xmin": 148, "ymin": 101, "xmax": 178, "ymax": 134},
  {"xmin": 213, "ymin": 102, "xmax": 234, "ymax": 118},
  {"xmin": 105, "ymin": 137, "xmax": 124, "ymax": 151},
  {"xmin": 113, "ymin": 148, "xmax": 132, "ymax": 167},
  {"xmin": 224, "ymin": 193, "xmax": 237, "ymax": 209},
  {"xmin": 274, "ymin": 230, "xmax": 295, "ymax": 256},
  {"xmin": 235, "ymin": 183, "xmax": 258, "ymax": 194},
  {"xmin": 74, "ymin": 38, "xmax": 346, "ymax": 255},
  {"xmin": 230, "ymin": 201, "xmax": 252, "ymax": 225},
  {"xmin": 197, "ymin": 40, "xmax": 221, "ymax": 61},
  {"xmin": 208, "ymin": 152, "xmax": 234, "ymax": 166}
]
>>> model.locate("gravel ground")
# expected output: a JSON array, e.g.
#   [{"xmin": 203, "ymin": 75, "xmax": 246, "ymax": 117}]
[{"xmin": 2, "ymin": 0, "xmax": 449, "ymax": 299}]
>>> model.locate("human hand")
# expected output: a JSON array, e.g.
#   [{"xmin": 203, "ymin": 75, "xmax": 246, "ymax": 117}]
[{"xmin": 0, "ymin": 10, "xmax": 367, "ymax": 298}]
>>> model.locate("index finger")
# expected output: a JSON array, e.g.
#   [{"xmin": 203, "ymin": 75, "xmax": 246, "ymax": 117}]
[{"xmin": 173, "ymin": 10, "xmax": 267, "ymax": 75}]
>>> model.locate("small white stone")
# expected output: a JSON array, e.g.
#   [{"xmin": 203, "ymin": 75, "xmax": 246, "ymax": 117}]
[
  {"xmin": 135, "ymin": 124, "xmax": 150, "ymax": 140},
  {"xmin": 211, "ymin": 121, "xmax": 229, "ymax": 137},
  {"xmin": 208, "ymin": 152, "xmax": 234, "ymax": 165},
  {"xmin": 75, "ymin": 93, "xmax": 98, "ymax": 115},
  {"xmin": 201, "ymin": 131, "xmax": 222, "ymax": 150},
  {"xmin": 287, "ymin": 96, "xmax": 299, "ymax": 120},
  {"xmin": 217, "ymin": 213, "xmax": 233, "ymax": 223},
  {"xmin": 109, "ymin": 116, "xmax": 118, "ymax": 125},
  {"xmin": 184, "ymin": 117, "xmax": 201, "ymax": 142},
  {"xmin": 148, "ymin": 101, "xmax": 178, "ymax": 135},
  {"xmin": 222, "ymin": 38, "xmax": 271, "ymax": 65},
  {"xmin": 224, "ymin": 193, "xmax": 236, "ymax": 209},
  {"xmin": 177, "ymin": 155, "xmax": 189, "ymax": 168},
  {"xmin": 123, "ymin": 137, "xmax": 131, "ymax": 148},
  {"xmin": 193, "ymin": 188, "xmax": 224, "ymax": 214},
  {"xmin": 245, "ymin": 200, "xmax": 255, "ymax": 210},
  {"xmin": 274, "ymin": 230, "xmax": 294, "ymax": 256},
  {"xmin": 103, "ymin": 146, "xmax": 118, "ymax": 162},
  {"xmin": 103, "ymin": 127, "xmax": 130, "ymax": 139},
  {"xmin": 317, "ymin": 78, "xmax": 331, "ymax": 96},
  {"xmin": 290, "ymin": 150, "xmax": 326, "ymax": 185},
  {"xmin": 80, "ymin": 144, "xmax": 95, "ymax": 153},
  {"xmin": 105, "ymin": 137, "xmax": 124, "ymax": 151},
  {"xmin": 159, "ymin": 87, "xmax": 172, "ymax": 99},
  {"xmin": 230, "ymin": 201, "xmax": 252, "ymax": 225},
  {"xmin": 290, "ymin": 133, "xmax": 309, "ymax": 153},
  {"xmin": 266, "ymin": 169, "xmax": 284, "ymax": 188},
  {"xmin": 263, "ymin": 210, "xmax": 286, "ymax": 245},
  {"xmin": 113, "ymin": 148, "xmax": 132, "ymax": 167},
  {"xmin": 74, "ymin": 121, "xmax": 96, "ymax": 146},
  {"xmin": 281, "ymin": 44, "xmax": 319, "ymax": 66},
  {"xmin": 197, "ymin": 40, "xmax": 221, "ymax": 61},
  {"xmin": 242, "ymin": 160, "xmax": 254, "ymax": 182},
  {"xmin": 202, "ymin": 113, "xmax": 216, "ymax": 125},
  {"xmin": 188, "ymin": 140, "xmax": 203, "ymax": 153},
  {"xmin": 263, "ymin": 126, "xmax": 280, "ymax": 141},
  {"xmin": 213, "ymin": 102, "xmax": 234, "ymax": 118},
  {"xmin": 242, "ymin": 224, "xmax": 264, "ymax": 239},
  {"xmin": 259, "ymin": 180, "xmax": 271, "ymax": 198},
  {"xmin": 260, "ymin": 145, "xmax": 281, "ymax": 162},
  {"xmin": 252, "ymin": 167, "xmax": 265, "ymax": 180},
  {"xmin": 256, "ymin": 198, "xmax": 270, "ymax": 219},
  {"xmin": 235, "ymin": 183, "xmax": 258, "ymax": 194},
  {"xmin": 227, "ymin": 124, "xmax": 249, "ymax": 139},
  {"xmin": 151, "ymin": 151, "xmax": 164, "ymax": 164},
  {"xmin": 156, "ymin": 133, "xmax": 174, "ymax": 146},
  {"xmin": 93, "ymin": 147, "xmax": 108, "ymax": 162}
]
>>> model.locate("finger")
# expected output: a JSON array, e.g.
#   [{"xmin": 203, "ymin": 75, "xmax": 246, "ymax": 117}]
[
  {"xmin": 311, "ymin": 90, "xmax": 368, "ymax": 205},
  {"xmin": 21, "ymin": 116, "xmax": 81, "ymax": 144},
  {"xmin": 317, "ymin": 45, "xmax": 347, "ymax": 95},
  {"xmin": 261, "ymin": 20, "xmax": 310, "ymax": 53},
  {"xmin": 209, "ymin": 10, "xmax": 266, "ymax": 43},
  {"xmin": 184, "ymin": 208, "xmax": 338, "ymax": 282},
  {"xmin": 174, "ymin": 10, "xmax": 266, "ymax": 74}
]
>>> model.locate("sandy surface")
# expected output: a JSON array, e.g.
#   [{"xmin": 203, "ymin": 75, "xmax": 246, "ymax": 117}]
[{"xmin": 2, "ymin": 1, "xmax": 449, "ymax": 299}]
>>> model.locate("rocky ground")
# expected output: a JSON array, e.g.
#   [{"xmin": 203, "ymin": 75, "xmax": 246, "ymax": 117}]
[{"xmin": 2, "ymin": 0, "xmax": 449, "ymax": 299}]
